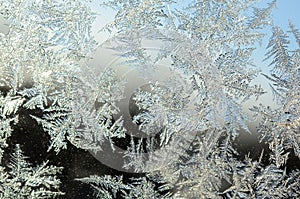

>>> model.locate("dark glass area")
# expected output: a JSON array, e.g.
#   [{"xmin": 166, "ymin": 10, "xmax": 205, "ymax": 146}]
[{"xmin": 1, "ymin": 87, "xmax": 299, "ymax": 198}]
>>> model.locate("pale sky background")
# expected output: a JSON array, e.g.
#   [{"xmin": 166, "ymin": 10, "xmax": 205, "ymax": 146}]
[
  {"xmin": 89, "ymin": 0, "xmax": 300, "ymax": 72},
  {"xmin": 253, "ymin": 0, "xmax": 300, "ymax": 72},
  {"xmin": 0, "ymin": 0, "xmax": 299, "ymax": 110},
  {"xmin": 88, "ymin": 0, "xmax": 300, "ymax": 109},
  {"xmin": 1, "ymin": 0, "xmax": 299, "ymax": 71},
  {"xmin": 248, "ymin": 0, "xmax": 300, "ymax": 109}
]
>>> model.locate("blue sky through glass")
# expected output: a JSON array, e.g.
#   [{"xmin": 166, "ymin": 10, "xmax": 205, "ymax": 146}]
[
  {"xmin": 88, "ymin": 0, "xmax": 300, "ymax": 110},
  {"xmin": 1, "ymin": 0, "xmax": 297, "ymax": 109},
  {"xmin": 248, "ymin": 0, "xmax": 299, "ymax": 107},
  {"xmin": 254, "ymin": 0, "xmax": 300, "ymax": 73},
  {"xmin": 90, "ymin": 0, "xmax": 300, "ymax": 73}
]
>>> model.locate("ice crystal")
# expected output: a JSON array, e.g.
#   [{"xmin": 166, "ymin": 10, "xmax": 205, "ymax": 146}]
[
  {"xmin": 0, "ymin": 144, "xmax": 63, "ymax": 198},
  {"xmin": 252, "ymin": 24, "xmax": 300, "ymax": 165},
  {"xmin": 0, "ymin": 0, "xmax": 299, "ymax": 198}
]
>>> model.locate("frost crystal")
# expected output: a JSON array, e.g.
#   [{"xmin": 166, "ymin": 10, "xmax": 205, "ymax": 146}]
[
  {"xmin": 0, "ymin": 144, "xmax": 63, "ymax": 198},
  {"xmin": 0, "ymin": 0, "xmax": 299, "ymax": 198}
]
